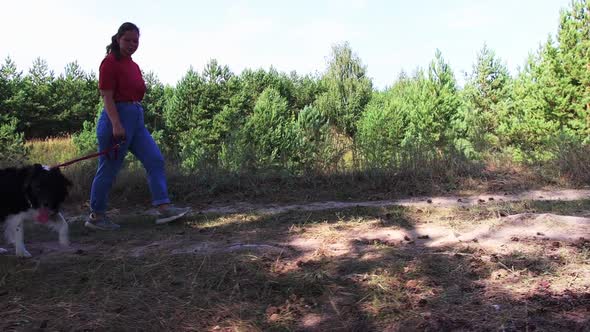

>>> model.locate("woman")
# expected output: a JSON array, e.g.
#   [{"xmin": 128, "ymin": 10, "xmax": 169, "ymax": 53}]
[{"xmin": 85, "ymin": 22, "xmax": 190, "ymax": 230}]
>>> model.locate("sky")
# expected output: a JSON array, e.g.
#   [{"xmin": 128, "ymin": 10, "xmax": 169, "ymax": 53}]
[{"xmin": 0, "ymin": 0, "xmax": 572, "ymax": 89}]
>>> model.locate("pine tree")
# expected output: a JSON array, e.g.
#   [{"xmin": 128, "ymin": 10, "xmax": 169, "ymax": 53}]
[
  {"xmin": 316, "ymin": 42, "xmax": 372, "ymax": 138},
  {"xmin": 461, "ymin": 44, "xmax": 512, "ymax": 152}
]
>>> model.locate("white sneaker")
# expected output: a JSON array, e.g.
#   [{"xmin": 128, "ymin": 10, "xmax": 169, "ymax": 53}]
[
  {"xmin": 155, "ymin": 205, "xmax": 191, "ymax": 224},
  {"xmin": 84, "ymin": 213, "xmax": 121, "ymax": 230}
]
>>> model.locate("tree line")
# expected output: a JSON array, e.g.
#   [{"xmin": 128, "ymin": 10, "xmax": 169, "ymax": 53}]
[{"xmin": 1, "ymin": 0, "xmax": 588, "ymax": 175}]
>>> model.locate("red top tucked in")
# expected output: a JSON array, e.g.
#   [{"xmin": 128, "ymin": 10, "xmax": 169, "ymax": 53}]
[{"xmin": 98, "ymin": 53, "xmax": 146, "ymax": 102}]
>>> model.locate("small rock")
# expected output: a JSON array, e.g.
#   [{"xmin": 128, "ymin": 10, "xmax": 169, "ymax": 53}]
[
  {"xmin": 457, "ymin": 198, "xmax": 463, "ymax": 202},
  {"xmin": 426, "ymin": 199, "xmax": 433, "ymax": 204},
  {"xmin": 266, "ymin": 306, "xmax": 279, "ymax": 316},
  {"xmin": 511, "ymin": 236, "xmax": 519, "ymax": 242},
  {"xmin": 472, "ymin": 238, "xmax": 479, "ymax": 243},
  {"xmin": 552, "ymin": 241, "xmax": 561, "ymax": 248},
  {"xmin": 478, "ymin": 199, "xmax": 486, "ymax": 203},
  {"xmin": 404, "ymin": 235, "xmax": 411, "ymax": 241},
  {"xmin": 493, "ymin": 269, "xmax": 509, "ymax": 280},
  {"xmin": 418, "ymin": 235, "xmax": 430, "ymax": 239},
  {"xmin": 488, "ymin": 197, "xmax": 494, "ymax": 201},
  {"xmin": 418, "ymin": 298, "xmax": 428, "ymax": 307},
  {"xmin": 537, "ymin": 232, "xmax": 545, "ymax": 236},
  {"xmin": 269, "ymin": 313, "xmax": 281, "ymax": 322}
]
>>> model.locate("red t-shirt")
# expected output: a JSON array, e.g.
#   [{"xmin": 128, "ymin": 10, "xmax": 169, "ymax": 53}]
[{"xmin": 98, "ymin": 53, "xmax": 146, "ymax": 102}]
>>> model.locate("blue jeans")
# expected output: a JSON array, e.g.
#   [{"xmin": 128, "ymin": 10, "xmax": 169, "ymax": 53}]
[{"xmin": 90, "ymin": 102, "xmax": 170, "ymax": 213}]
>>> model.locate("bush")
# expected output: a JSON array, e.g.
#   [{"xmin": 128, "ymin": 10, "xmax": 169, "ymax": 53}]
[
  {"xmin": 0, "ymin": 117, "xmax": 28, "ymax": 167},
  {"xmin": 72, "ymin": 103, "xmax": 102, "ymax": 154}
]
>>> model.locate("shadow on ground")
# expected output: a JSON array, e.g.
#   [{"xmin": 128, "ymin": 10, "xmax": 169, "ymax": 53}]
[{"xmin": 1, "ymin": 201, "xmax": 589, "ymax": 331}]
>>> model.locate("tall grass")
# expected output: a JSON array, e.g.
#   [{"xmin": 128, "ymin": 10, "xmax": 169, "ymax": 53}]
[
  {"xmin": 26, "ymin": 136, "xmax": 79, "ymax": 166},
  {"xmin": 24, "ymin": 134, "xmax": 584, "ymax": 210}
]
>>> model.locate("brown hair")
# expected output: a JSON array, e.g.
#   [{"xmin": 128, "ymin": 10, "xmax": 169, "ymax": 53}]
[{"xmin": 106, "ymin": 22, "xmax": 140, "ymax": 59}]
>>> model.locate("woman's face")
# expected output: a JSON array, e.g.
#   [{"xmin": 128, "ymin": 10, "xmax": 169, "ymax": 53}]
[{"xmin": 118, "ymin": 30, "xmax": 139, "ymax": 57}]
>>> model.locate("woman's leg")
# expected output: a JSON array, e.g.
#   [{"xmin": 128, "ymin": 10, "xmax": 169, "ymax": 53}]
[
  {"xmin": 89, "ymin": 104, "xmax": 137, "ymax": 214},
  {"xmin": 89, "ymin": 136, "xmax": 130, "ymax": 214},
  {"xmin": 128, "ymin": 126, "xmax": 171, "ymax": 207},
  {"xmin": 129, "ymin": 111, "xmax": 190, "ymax": 224}
]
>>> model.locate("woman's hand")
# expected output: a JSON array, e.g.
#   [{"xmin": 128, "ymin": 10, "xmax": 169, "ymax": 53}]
[{"xmin": 112, "ymin": 121, "xmax": 126, "ymax": 142}]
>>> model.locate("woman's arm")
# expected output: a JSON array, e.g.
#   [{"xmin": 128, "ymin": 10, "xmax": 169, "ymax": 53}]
[{"xmin": 100, "ymin": 89, "xmax": 126, "ymax": 142}]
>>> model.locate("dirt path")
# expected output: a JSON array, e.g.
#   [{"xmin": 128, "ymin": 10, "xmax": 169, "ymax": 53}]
[
  {"xmin": 196, "ymin": 188, "xmax": 590, "ymax": 215},
  {"xmin": 20, "ymin": 188, "xmax": 590, "ymax": 259},
  {"xmin": 3, "ymin": 189, "xmax": 590, "ymax": 331}
]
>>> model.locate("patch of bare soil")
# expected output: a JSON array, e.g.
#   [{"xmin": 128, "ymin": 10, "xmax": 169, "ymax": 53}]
[
  {"xmin": 197, "ymin": 188, "xmax": 590, "ymax": 215},
  {"xmin": 1, "ymin": 189, "xmax": 589, "ymax": 331},
  {"xmin": 352, "ymin": 213, "xmax": 590, "ymax": 251}
]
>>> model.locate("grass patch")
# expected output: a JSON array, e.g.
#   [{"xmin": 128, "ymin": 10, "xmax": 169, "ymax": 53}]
[{"xmin": 2, "ymin": 204, "xmax": 589, "ymax": 331}]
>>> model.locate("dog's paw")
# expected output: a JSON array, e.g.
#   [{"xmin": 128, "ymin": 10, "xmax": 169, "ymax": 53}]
[
  {"xmin": 0, "ymin": 248, "xmax": 9, "ymax": 254},
  {"xmin": 16, "ymin": 248, "xmax": 32, "ymax": 258}
]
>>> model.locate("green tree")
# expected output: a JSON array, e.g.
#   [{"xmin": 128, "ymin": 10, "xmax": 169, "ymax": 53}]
[
  {"xmin": 8, "ymin": 57, "xmax": 55, "ymax": 138},
  {"xmin": 142, "ymin": 71, "xmax": 167, "ymax": 132},
  {"xmin": 316, "ymin": 42, "xmax": 372, "ymax": 137},
  {"xmin": 461, "ymin": 44, "xmax": 513, "ymax": 153},
  {"xmin": 0, "ymin": 57, "xmax": 24, "ymax": 121},
  {"xmin": 0, "ymin": 117, "xmax": 28, "ymax": 167},
  {"xmin": 163, "ymin": 60, "xmax": 239, "ymax": 168},
  {"xmin": 51, "ymin": 61, "xmax": 100, "ymax": 135},
  {"xmin": 428, "ymin": 50, "xmax": 464, "ymax": 149},
  {"xmin": 554, "ymin": 0, "xmax": 590, "ymax": 135},
  {"xmin": 237, "ymin": 87, "xmax": 297, "ymax": 170}
]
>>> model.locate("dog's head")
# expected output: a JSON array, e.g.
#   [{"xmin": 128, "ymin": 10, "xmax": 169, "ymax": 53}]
[{"xmin": 23, "ymin": 164, "xmax": 73, "ymax": 222}]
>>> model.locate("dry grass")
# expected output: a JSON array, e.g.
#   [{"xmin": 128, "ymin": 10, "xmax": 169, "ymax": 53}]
[
  {"xmin": 25, "ymin": 136, "xmax": 79, "ymax": 167},
  {"xmin": 3, "ymin": 137, "xmax": 587, "ymax": 330},
  {"xmin": 1, "ymin": 201, "xmax": 589, "ymax": 331},
  {"xmin": 23, "ymin": 136, "xmax": 564, "ymax": 212}
]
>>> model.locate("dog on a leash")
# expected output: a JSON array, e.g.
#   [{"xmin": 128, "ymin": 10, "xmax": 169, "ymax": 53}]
[{"xmin": 0, "ymin": 164, "xmax": 72, "ymax": 257}]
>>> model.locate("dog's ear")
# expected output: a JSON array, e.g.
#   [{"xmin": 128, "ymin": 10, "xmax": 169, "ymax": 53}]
[
  {"xmin": 22, "ymin": 164, "xmax": 42, "ymax": 191},
  {"xmin": 49, "ymin": 167, "xmax": 73, "ymax": 187}
]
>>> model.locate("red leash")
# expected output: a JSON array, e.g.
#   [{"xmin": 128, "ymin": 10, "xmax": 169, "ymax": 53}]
[{"xmin": 51, "ymin": 142, "xmax": 123, "ymax": 169}]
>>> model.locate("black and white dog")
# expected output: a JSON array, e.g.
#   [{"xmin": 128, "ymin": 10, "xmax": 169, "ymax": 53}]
[{"xmin": 0, "ymin": 164, "xmax": 72, "ymax": 257}]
